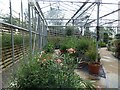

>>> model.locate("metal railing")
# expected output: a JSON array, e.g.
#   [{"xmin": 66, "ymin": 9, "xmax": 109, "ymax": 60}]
[{"xmin": 0, "ymin": 0, "xmax": 48, "ymax": 71}]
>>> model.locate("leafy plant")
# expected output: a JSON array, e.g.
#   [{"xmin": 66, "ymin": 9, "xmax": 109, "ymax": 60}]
[
  {"xmin": 115, "ymin": 34, "xmax": 120, "ymax": 39},
  {"xmin": 65, "ymin": 26, "xmax": 74, "ymax": 36},
  {"xmin": 2, "ymin": 33, "xmax": 30, "ymax": 47},
  {"xmin": 76, "ymin": 37, "xmax": 92, "ymax": 53},
  {"xmin": 114, "ymin": 39, "xmax": 120, "ymax": 58},
  {"xmin": 60, "ymin": 36, "xmax": 78, "ymax": 49},
  {"xmin": 43, "ymin": 42, "xmax": 54, "ymax": 53},
  {"xmin": 98, "ymin": 41, "xmax": 106, "ymax": 47},
  {"xmin": 85, "ymin": 45, "xmax": 97, "ymax": 62},
  {"xmin": 9, "ymin": 53, "xmax": 95, "ymax": 89}
]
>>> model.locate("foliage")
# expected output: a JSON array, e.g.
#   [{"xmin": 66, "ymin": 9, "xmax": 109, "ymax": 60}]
[
  {"xmin": 48, "ymin": 36, "xmax": 61, "ymax": 49},
  {"xmin": 103, "ymin": 33, "xmax": 109, "ymax": 44},
  {"xmin": 59, "ymin": 36, "xmax": 79, "ymax": 54},
  {"xmin": 98, "ymin": 41, "xmax": 106, "ymax": 47},
  {"xmin": 85, "ymin": 44, "xmax": 97, "ymax": 62},
  {"xmin": 114, "ymin": 39, "xmax": 120, "ymax": 52},
  {"xmin": 2, "ymin": 33, "xmax": 12, "ymax": 47},
  {"xmin": 113, "ymin": 39, "xmax": 120, "ymax": 58},
  {"xmin": 107, "ymin": 40, "xmax": 115, "ymax": 51},
  {"xmin": 65, "ymin": 26, "xmax": 74, "ymax": 36},
  {"xmin": 76, "ymin": 37, "xmax": 92, "ymax": 53},
  {"xmin": 2, "ymin": 33, "xmax": 30, "ymax": 47},
  {"xmin": 115, "ymin": 34, "xmax": 120, "ymax": 39},
  {"xmin": 43, "ymin": 42, "xmax": 54, "ymax": 53},
  {"xmin": 9, "ymin": 53, "xmax": 95, "ymax": 89},
  {"xmin": 64, "ymin": 36, "xmax": 78, "ymax": 49}
]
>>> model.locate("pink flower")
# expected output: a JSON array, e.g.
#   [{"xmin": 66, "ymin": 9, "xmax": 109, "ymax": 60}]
[
  {"xmin": 67, "ymin": 48, "xmax": 76, "ymax": 54},
  {"xmin": 56, "ymin": 59, "xmax": 62, "ymax": 63}
]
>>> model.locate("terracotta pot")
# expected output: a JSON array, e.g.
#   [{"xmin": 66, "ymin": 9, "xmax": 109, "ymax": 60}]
[{"xmin": 88, "ymin": 62, "xmax": 100, "ymax": 75}]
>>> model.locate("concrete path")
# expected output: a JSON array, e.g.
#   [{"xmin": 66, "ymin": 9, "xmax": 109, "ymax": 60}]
[
  {"xmin": 100, "ymin": 47, "xmax": 120, "ymax": 88},
  {"xmin": 75, "ymin": 47, "xmax": 120, "ymax": 89}
]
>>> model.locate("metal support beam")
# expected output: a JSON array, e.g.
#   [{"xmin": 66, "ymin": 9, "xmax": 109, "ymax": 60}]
[
  {"xmin": 86, "ymin": 8, "xmax": 120, "ymax": 26},
  {"xmin": 9, "ymin": 0, "xmax": 15, "ymax": 66},
  {"xmin": 35, "ymin": 2, "xmax": 48, "ymax": 26},
  {"xmin": 75, "ymin": 3, "xmax": 96, "ymax": 19},
  {"xmin": 96, "ymin": 1, "xmax": 100, "ymax": 62},
  {"xmin": 66, "ymin": 0, "xmax": 89, "ymax": 25},
  {"xmin": 21, "ymin": 0, "xmax": 25, "ymax": 61},
  {"xmin": 38, "ymin": 0, "xmax": 119, "ymax": 5},
  {"xmin": 40, "ymin": 19, "xmax": 43, "ymax": 49},
  {"xmin": 9, "ymin": 0, "xmax": 16, "ymax": 79},
  {"xmin": 33, "ymin": 10, "xmax": 38, "ymax": 54},
  {"xmin": 28, "ymin": 2, "xmax": 33, "ymax": 58},
  {"xmin": 21, "ymin": 0, "xmax": 23, "ymax": 27},
  {"xmin": 101, "ymin": 20, "xmax": 119, "ymax": 26},
  {"xmin": 38, "ymin": 15, "xmax": 41, "ymax": 51},
  {"xmin": 19, "ymin": 13, "xmax": 20, "ymax": 26}
]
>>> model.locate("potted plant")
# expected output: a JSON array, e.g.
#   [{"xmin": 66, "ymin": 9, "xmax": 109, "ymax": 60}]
[{"xmin": 85, "ymin": 46, "xmax": 101, "ymax": 75}]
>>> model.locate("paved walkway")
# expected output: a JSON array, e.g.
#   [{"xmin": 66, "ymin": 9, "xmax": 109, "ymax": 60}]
[
  {"xmin": 75, "ymin": 47, "xmax": 120, "ymax": 89},
  {"xmin": 100, "ymin": 47, "xmax": 120, "ymax": 88}
]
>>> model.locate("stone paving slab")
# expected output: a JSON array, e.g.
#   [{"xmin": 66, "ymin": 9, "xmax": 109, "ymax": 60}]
[
  {"xmin": 75, "ymin": 47, "xmax": 120, "ymax": 88},
  {"xmin": 100, "ymin": 48, "xmax": 120, "ymax": 88}
]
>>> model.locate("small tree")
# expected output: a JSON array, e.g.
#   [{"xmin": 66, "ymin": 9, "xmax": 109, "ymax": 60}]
[{"xmin": 65, "ymin": 26, "xmax": 74, "ymax": 36}]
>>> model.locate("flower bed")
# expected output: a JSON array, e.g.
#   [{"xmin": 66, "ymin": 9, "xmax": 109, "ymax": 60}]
[
  {"xmin": 9, "ymin": 36, "xmax": 96, "ymax": 89},
  {"xmin": 9, "ymin": 50, "xmax": 95, "ymax": 89}
]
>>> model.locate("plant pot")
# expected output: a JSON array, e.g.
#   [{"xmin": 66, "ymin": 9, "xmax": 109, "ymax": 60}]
[{"xmin": 88, "ymin": 62, "xmax": 100, "ymax": 75}]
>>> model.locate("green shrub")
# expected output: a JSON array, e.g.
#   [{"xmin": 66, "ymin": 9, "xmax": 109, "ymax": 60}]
[
  {"xmin": 48, "ymin": 36, "xmax": 61, "ymax": 49},
  {"xmin": 65, "ymin": 26, "xmax": 74, "ymax": 36},
  {"xmin": 98, "ymin": 41, "xmax": 106, "ymax": 47},
  {"xmin": 57, "ymin": 36, "xmax": 78, "ymax": 51},
  {"xmin": 43, "ymin": 42, "xmax": 54, "ymax": 53},
  {"xmin": 85, "ymin": 45, "xmax": 97, "ymax": 62},
  {"xmin": 76, "ymin": 37, "xmax": 94, "ymax": 53},
  {"xmin": 114, "ymin": 39, "xmax": 120, "ymax": 57},
  {"xmin": 2, "ymin": 33, "xmax": 30, "ymax": 47},
  {"xmin": 2, "ymin": 33, "xmax": 12, "ymax": 47},
  {"xmin": 9, "ymin": 54, "xmax": 95, "ymax": 89},
  {"xmin": 115, "ymin": 34, "xmax": 120, "ymax": 39}
]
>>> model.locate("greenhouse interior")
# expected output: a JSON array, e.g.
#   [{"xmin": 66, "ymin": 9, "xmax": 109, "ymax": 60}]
[{"xmin": 0, "ymin": 0, "xmax": 120, "ymax": 89}]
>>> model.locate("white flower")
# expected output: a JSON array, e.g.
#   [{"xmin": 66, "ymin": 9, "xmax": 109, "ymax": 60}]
[{"xmin": 60, "ymin": 63, "xmax": 63, "ymax": 66}]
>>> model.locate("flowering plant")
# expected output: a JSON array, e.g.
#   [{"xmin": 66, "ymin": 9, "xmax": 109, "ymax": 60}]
[
  {"xmin": 66, "ymin": 48, "xmax": 76, "ymax": 54},
  {"xmin": 9, "ymin": 53, "xmax": 95, "ymax": 89}
]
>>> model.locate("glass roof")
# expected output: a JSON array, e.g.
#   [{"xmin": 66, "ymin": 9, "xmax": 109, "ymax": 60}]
[
  {"xmin": 38, "ymin": 0, "xmax": 119, "ymax": 27},
  {"xmin": 0, "ymin": 0, "xmax": 119, "ymax": 27}
]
